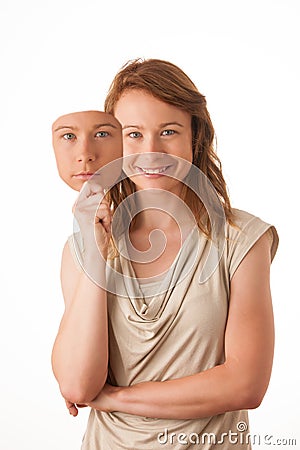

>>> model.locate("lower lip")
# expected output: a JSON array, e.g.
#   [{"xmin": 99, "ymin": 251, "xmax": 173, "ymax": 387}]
[{"xmin": 142, "ymin": 173, "xmax": 166, "ymax": 178}]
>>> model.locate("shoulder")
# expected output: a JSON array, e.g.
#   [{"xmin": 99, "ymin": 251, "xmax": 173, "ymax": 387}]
[
  {"xmin": 229, "ymin": 208, "xmax": 267, "ymax": 229},
  {"xmin": 228, "ymin": 208, "xmax": 278, "ymax": 251},
  {"xmin": 226, "ymin": 208, "xmax": 279, "ymax": 279}
]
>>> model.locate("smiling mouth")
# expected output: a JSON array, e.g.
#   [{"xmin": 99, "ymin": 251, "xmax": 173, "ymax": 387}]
[{"xmin": 135, "ymin": 166, "xmax": 170, "ymax": 175}]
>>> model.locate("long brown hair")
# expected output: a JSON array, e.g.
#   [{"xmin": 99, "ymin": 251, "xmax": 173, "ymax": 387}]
[{"xmin": 105, "ymin": 58, "xmax": 233, "ymax": 237}]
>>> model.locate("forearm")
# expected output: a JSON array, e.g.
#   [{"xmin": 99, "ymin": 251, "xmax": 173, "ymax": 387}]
[
  {"xmin": 52, "ymin": 259, "xmax": 108, "ymax": 404},
  {"xmin": 100, "ymin": 362, "xmax": 263, "ymax": 420}
]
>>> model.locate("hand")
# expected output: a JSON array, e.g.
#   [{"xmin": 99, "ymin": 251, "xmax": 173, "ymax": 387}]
[
  {"xmin": 65, "ymin": 399, "xmax": 88, "ymax": 417},
  {"xmin": 87, "ymin": 383, "xmax": 121, "ymax": 413},
  {"xmin": 73, "ymin": 180, "xmax": 112, "ymax": 261}
]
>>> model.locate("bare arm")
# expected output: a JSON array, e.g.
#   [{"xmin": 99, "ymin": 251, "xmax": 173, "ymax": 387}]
[
  {"xmin": 51, "ymin": 188, "xmax": 110, "ymax": 405},
  {"xmin": 88, "ymin": 232, "xmax": 274, "ymax": 419}
]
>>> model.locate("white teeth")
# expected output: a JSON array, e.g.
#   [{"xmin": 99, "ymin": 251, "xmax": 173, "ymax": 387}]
[{"xmin": 141, "ymin": 166, "xmax": 167, "ymax": 174}]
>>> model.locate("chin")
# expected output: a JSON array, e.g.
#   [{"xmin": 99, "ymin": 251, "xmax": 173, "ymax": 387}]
[
  {"xmin": 134, "ymin": 179, "xmax": 181, "ymax": 193},
  {"xmin": 66, "ymin": 179, "xmax": 82, "ymax": 192}
]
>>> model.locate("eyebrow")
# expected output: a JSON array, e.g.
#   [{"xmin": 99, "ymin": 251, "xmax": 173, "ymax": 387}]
[
  {"xmin": 53, "ymin": 123, "xmax": 118, "ymax": 132},
  {"xmin": 122, "ymin": 121, "xmax": 184, "ymax": 130}
]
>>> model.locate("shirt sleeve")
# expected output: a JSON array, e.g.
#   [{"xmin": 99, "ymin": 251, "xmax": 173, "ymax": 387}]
[{"xmin": 227, "ymin": 209, "xmax": 279, "ymax": 280}]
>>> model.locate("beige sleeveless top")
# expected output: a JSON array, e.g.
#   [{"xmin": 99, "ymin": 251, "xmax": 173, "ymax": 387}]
[{"xmin": 77, "ymin": 209, "xmax": 278, "ymax": 450}]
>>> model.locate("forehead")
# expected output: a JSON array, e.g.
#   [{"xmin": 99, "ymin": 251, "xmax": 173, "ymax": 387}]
[
  {"xmin": 52, "ymin": 110, "xmax": 121, "ymax": 132},
  {"xmin": 115, "ymin": 90, "xmax": 190, "ymax": 122}
]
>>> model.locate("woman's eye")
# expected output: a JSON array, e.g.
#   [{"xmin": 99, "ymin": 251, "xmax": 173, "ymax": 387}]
[
  {"xmin": 128, "ymin": 131, "xmax": 142, "ymax": 138},
  {"xmin": 161, "ymin": 129, "xmax": 175, "ymax": 136},
  {"xmin": 63, "ymin": 133, "xmax": 76, "ymax": 140},
  {"xmin": 95, "ymin": 131, "xmax": 109, "ymax": 138}
]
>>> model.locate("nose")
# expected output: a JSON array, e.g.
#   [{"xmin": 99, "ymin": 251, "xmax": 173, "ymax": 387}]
[
  {"xmin": 76, "ymin": 138, "xmax": 96, "ymax": 163},
  {"xmin": 144, "ymin": 135, "xmax": 163, "ymax": 153}
]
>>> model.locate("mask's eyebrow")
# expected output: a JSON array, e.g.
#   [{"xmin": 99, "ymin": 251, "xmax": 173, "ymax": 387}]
[
  {"xmin": 93, "ymin": 123, "xmax": 118, "ymax": 129},
  {"xmin": 53, "ymin": 123, "xmax": 119, "ymax": 133},
  {"xmin": 53, "ymin": 125, "xmax": 77, "ymax": 133}
]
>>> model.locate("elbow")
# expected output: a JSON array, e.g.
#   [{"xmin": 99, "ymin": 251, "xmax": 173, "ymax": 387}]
[
  {"xmin": 239, "ymin": 390, "xmax": 264, "ymax": 410},
  {"xmin": 51, "ymin": 353, "xmax": 108, "ymax": 404},
  {"xmin": 60, "ymin": 372, "xmax": 107, "ymax": 405},
  {"xmin": 57, "ymin": 367, "xmax": 108, "ymax": 404},
  {"xmin": 224, "ymin": 359, "xmax": 270, "ymax": 411},
  {"xmin": 243, "ymin": 386, "xmax": 266, "ymax": 410},
  {"xmin": 232, "ymin": 381, "xmax": 267, "ymax": 411},
  {"xmin": 60, "ymin": 386, "xmax": 94, "ymax": 405}
]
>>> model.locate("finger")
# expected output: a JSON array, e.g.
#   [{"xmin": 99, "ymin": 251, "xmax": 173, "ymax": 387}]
[
  {"xmin": 68, "ymin": 403, "xmax": 78, "ymax": 416},
  {"xmin": 65, "ymin": 399, "xmax": 73, "ymax": 408},
  {"xmin": 85, "ymin": 178, "xmax": 104, "ymax": 194},
  {"xmin": 79, "ymin": 180, "xmax": 103, "ymax": 196},
  {"xmin": 82, "ymin": 181, "xmax": 105, "ymax": 202},
  {"xmin": 74, "ymin": 182, "xmax": 106, "ymax": 211},
  {"xmin": 65, "ymin": 399, "xmax": 78, "ymax": 417},
  {"xmin": 75, "ymin": 191, "xmax": 104, "ymax": 211},
  {"xmin": 95, "ymin": 203, "xmax": 111, "ymax": 222},
  {"xmin": 74, "ymin": 195, "xmax": 108, "ymax": 229},
  {"xmin": 95, "ymin": 205, "xmax": 112, "ymax": 235},
  {"xmin": 69, "ymin": 404, "xmax": 78, "ymax": 417}
]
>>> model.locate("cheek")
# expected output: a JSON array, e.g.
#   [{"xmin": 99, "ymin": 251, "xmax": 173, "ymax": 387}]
[
  {"xmin": 172, "ymin": 141, "xmax": 193, "ymax": 162},
  {"xmin": 187, "ymin": 146, "xmax": 193, "ymax": 163},
  {"xmin": 122, "ymin": 145, "xmax": 136, "ymax": 156},
  {"xmin": 56, "ymin": 157, "xmax": 74, "ymax": 181},
  {"xmin": 54, "ymin": 150, "xmax": 66, "ymax": 169},
  {"xmin": 182, "ymin": 133, "xmax": 193, "ymax": 162},
  {"xmin": 108, "ymin": 138, "xmax": 123, "ymax": 157},
  {"xmin": 56, "ymin": 153, "xmax": 72, "ymax": 170}
]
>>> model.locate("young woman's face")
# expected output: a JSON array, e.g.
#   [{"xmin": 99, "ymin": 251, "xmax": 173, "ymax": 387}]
[
  {"xmin": 114, "ymin": 90, "xmax": 193, "ymax": 194},
  {"xmin": 52, "ymin": 111, "xmax": 122, "ymax": 191}
]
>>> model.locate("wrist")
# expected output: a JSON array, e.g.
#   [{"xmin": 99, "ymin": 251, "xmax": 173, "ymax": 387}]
[{"xmin": 110, "ymin": 385, "xmax": 127, "ymax": 412}]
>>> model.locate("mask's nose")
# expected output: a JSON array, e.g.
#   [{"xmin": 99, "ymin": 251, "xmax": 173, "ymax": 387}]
[{"xmin": 76, "ymin": 139, "xmax": 96, "ymax": 163}]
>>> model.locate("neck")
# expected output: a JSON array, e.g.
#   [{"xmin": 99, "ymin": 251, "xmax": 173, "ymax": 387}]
[{"xmin": 131, "ymin": 188, "xmax": 194, "ymax": 233}]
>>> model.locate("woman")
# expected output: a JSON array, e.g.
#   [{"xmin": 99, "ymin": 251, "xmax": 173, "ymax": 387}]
[{"xmin": 52, "ymin": 59, "xmax": 278, "ymax": 449}]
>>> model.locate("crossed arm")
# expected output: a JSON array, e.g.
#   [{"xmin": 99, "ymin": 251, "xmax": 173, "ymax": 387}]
[
  {"xmin": 51, "ymin": 241, "xmax": 109, "ymax": 405},
  {"xmin": 53, "ymin": 231, "xmax": 275, "ymax": 420}
]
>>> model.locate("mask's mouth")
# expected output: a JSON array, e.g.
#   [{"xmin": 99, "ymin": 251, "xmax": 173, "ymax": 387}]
[{"xmin": 73, "ymin": 171, "xmax": 96, "ymax": 180}]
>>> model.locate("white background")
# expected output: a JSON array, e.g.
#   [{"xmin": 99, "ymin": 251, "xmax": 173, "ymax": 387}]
[{"xmin": 0, "ymin": 1, "xmax": 299, "ymax": 449}]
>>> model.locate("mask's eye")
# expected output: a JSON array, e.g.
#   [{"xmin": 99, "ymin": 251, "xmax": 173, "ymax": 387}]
[
  {"xmin": 128, "ymin": 131, "xmax": 142, "ymax": 138},
  {"xmin": 63, "ymin": 133, "xmax": 76, "ymax": 140},
  {"xmin": 161, "ymin": 129, "xmax": 175, "ymax": 136},
  {"xmin": 95, "ymin": 131, "xmax": 109, "ymax": 138}
]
